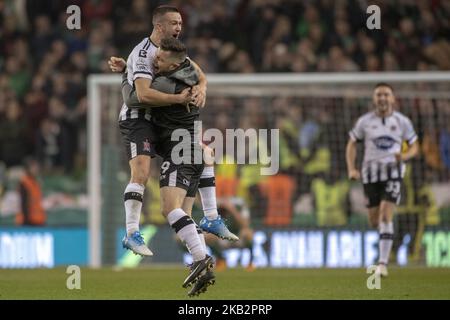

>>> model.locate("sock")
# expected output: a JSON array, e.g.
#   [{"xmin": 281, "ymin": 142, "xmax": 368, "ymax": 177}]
[
  {"xmin": 167, "ymin": 208, "xmax": 205, "ymax": 261},
  {"xmin": 196, "ymin": 225, "xmax": 207, "ymax": 252},
  {"xmin": 198, "ymin": 166, "xmax": 218, "ymax": 220},
  {"xmin": 124, "ymin": 183, "xmax": 145, "ymax": 236},
  {"xmin": 378, "ymin": 221, "xmax": 394, "ymax": 265}
]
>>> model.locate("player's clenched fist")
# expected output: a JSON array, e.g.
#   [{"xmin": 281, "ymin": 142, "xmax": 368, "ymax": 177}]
[
  {"xmin": 108, "ymin": 56, "xmax": 126, "ymax": 73},
  {"xmin": 191, "ymin": 85, "xmax": 206, "ymax": 108},
  {"xmin": 348, "ymin": 168, "xmax": 361, "ymax": 180},
  {"xmin": 177, "ymin": 87, "xmax": 194, "ymax": 105}
]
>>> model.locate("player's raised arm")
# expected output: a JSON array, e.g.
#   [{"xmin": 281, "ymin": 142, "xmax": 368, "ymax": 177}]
[
  {"xmin": 188, "ymin": 58, "xmax": 207, "ymax": 108},
  {"xmin": 108, "ymin": 56, "xmax": 127, "ymax": 72}
]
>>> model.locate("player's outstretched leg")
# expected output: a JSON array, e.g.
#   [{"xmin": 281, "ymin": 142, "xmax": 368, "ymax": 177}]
[
  {"xmin": 199, "ymin": 215, "xmax": 239, "ymax": 241},
  {"xmin": 188, "ymin": 269, "xmax": 216, "ymax": 297},
  {"xmin": 122, "ymin": 231, "xmax": 153, "ymax": 256},
  {"xmin": 183, "ymin": 254, "xmax": 214, "ymax": 288},
  {"xmin": 198, "ymin": 148, "xmax": 239, "ymax": 242}
]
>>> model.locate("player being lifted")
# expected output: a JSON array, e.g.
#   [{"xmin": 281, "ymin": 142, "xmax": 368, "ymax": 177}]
[
  {"xmin": 108, "ymin": 6, "xmax": 238, "ymax": 257},
  {"xmin": 121, "ymin": 37, "xmax": 215, "ymax": 296},
  {"xmin": 346, "ymin": 83, "xmax": 419, "ymax": 277}
]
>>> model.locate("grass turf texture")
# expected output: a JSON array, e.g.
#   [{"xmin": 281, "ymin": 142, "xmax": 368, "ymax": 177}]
[{"xmin": 1, "ymin": 267, "xmax": 449, "ymax": 300}]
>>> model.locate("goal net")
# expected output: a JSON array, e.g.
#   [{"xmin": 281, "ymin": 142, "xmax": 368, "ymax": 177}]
[{"xmin": 88, "ymin": 72, "xmax": 450, "ymax": 268}]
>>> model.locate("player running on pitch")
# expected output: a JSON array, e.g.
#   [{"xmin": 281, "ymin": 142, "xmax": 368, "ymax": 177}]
[{"xmin": 346, "ymin": 83, "xmax": 419, "ymax": 277}]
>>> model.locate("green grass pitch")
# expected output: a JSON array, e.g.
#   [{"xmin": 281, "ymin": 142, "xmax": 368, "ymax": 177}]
[{"xmin": 1, "ymin": 266, "xmax": 450, "ymax": 300}]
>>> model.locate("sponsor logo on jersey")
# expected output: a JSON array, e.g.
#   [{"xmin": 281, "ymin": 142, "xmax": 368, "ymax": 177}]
[
  {"xmin": 182, "ymin": 179, "xmax": 190, "ymax": 186},
  {"xmin": 136, "ymin": 64, "xmax": 147, "ymax": 71},
  {"xmin": 373, "ymin": 135, "xmax": 396, "ymax": 150},
  {"xmin": 390, "ymin": 125, "xmax": 397, "ymax": 131}
]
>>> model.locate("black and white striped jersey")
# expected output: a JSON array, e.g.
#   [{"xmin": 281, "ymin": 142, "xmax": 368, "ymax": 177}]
[
  {"xmin": 118, "ymin": 37, "xmax": 158, "ymax": 122},
  {"xmin": 349, "ymin": 110, "xmax": 417, "ymax": 184}
]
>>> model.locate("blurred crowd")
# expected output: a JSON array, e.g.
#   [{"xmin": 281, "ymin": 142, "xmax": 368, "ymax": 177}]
[
  {"xmin": 0, "ymin": 0, "xmax": 449, "ymax": 175},
  {"xmin": 0, "ymin": 0, "xmax": 450, "ymax": 231},
  {"xmin": 198, "ymin": 94, "xmax": 450, "ymax": 224}
]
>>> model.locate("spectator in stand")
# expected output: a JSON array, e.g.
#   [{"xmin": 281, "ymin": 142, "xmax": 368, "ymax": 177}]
[{"xmin": 16, "ymin": 157, "xmax": 46, "ymax": 226}]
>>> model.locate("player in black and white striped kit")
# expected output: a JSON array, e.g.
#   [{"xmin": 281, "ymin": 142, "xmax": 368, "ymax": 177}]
[
  {"xmin": 109, "ymin": 6, "xmax": 237, "ymax": 264},
  {"xmin": 346, "ymin": 83, "xmax": 419, "ymax": 277},
  {"xmin": 110, "ymin": 6, "xmax": 196, "ymax": 257}
]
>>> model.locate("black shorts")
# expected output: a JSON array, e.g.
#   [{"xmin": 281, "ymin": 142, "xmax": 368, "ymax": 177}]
[
  {"xmin": 119, "ymin": 119, "xmax": 156, "ymax": 160},
  {"xmin": 363, "ymin": 179, "xmax": 402, "ymax": 208},
  {"xmin": 159, "ymin": 160, "xmax": 204, "ymax": 197},
  {"xmin": 156, "ymin": 126, "xmax": 204, "ymax": 197}
]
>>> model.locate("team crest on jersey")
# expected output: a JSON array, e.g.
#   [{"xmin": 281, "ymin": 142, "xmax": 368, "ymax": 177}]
[
  {"xmin": 391, "ymin": 125, "xmax": 397, "ymax": 131},
  {"xmin": 143, "ymin": 139, "xmax": 151, "ymax": 152},
  {"xmin": 373, "ymin": 135, "xmax": 396, "ymax": 150}
]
